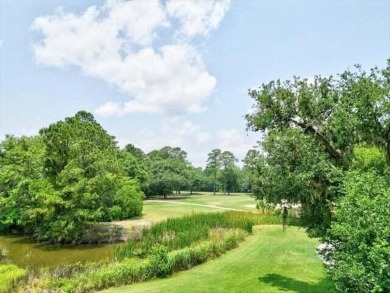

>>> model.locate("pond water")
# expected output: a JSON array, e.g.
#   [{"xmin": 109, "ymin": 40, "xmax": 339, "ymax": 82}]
[{"xmin": 0, "ymin": 235, "xmax": 120, "ymax": 268}]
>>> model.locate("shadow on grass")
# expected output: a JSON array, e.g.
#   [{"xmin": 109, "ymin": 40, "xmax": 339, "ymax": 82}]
[{"xmin": 258, "ymin": 273, "xmax": 334, "ymax": 293}]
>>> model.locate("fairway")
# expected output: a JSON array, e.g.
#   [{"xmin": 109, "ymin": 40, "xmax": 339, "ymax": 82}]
[
  {"xmin": 103, "ymin": 225, "xmax": 334, "ymax": 293},
  {"xmin": 115, "ymin": 193, "xmax": 257, "ymax": 229}
]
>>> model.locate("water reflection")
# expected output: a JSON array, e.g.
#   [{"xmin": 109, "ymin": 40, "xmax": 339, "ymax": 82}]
[{"xmin": 0, "ymin": 235, "xmax": 119, "ymax": 267}]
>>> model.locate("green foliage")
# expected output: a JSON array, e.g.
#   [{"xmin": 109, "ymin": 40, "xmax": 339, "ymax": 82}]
[
  {"xmin": 205, "ymin": 149, "xmax": 222, "ymax": 194},
  {"xmin": 328, "ymin": 170, "xmax": 390, "ymax": 292},
  {"xmin": 168, "ymin": 229, "xmax": 246, "ymax": 272},
  {"xmin": 144, "ymin": 146, "xmax": 191, "ymax": 197},
  {"xmin": 255, "ymin": 198, "xmax": 275, "ymax": 214},
  {"xmin": 351, "ymin": 146, "xmax": 388, "ymax": 175},
  {"xmin": 149, "ymin": 244, "xmax": 172, "ymax": 277},
  {"xmin": 0, "ymin": 264, "xmax": 26, "ymax": 293},
  {"xmin": 246, "ymin": 62, "xmax": 390, "ymax": 236},
  {"xmin": 0, "ymin": 111, "xmax": 144, "ymax": 242},
  {"xmin": 246, "ymin": 62, "xmax": 390, "ymax": 292}
]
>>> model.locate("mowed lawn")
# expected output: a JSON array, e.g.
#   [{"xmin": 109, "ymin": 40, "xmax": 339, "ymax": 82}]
[
  {"xmin": 171, "ymin": 192, "xmax": 257, "ymax": 211},
  {"xmin": 103, "ymin": 225, "xmax": 334, "ymax": 293},
  {"xmin": 115, "ymin": 193, "xmax": 257, "ymax": 228}
]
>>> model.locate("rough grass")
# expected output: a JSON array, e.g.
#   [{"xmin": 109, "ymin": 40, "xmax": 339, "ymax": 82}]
[
  {"xmin": 0, "ymin": 264, "xmax": 26, "ymax": 293},
  {"xmin": 103, "ymin": 226, "xmax": 334, "ymax": 293}
]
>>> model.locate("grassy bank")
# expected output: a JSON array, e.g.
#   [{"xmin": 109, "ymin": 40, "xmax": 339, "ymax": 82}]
[
  {"xmin": 18, "ymin": 212, "xmax": 285, "ymax": 292},
  {"xmin": 104, "ymin": 225, "xmax": 334, "ymax": 293}
]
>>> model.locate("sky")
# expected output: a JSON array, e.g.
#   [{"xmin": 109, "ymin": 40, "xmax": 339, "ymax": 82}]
[{"xmin": 0, "ymin": 0, "xmax": 389, "ymax": 167}]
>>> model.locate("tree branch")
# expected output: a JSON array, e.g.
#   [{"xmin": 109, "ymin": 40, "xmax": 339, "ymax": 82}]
[{"xmin": 289, "ymin": 119, "xmax": 348, "ymax": 168}]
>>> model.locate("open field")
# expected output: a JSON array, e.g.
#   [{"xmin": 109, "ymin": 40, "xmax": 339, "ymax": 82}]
[
  {"xmin": 115, "ymin": 193, "xmax": 258, "ymax": 229},
  {"xmin": 104, "ymin": 225, "xmax": 334, "ymax": 293}
]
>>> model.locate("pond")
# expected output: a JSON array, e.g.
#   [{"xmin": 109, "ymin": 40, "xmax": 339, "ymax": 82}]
[{"xmin": 0, "ymin": 235, "xmax": 120, "ymax": 268}]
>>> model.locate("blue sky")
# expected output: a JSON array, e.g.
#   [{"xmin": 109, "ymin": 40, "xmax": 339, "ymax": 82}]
[{"xmin": 0, "ymin": 0, "xmax": 389, "ymax": 167}]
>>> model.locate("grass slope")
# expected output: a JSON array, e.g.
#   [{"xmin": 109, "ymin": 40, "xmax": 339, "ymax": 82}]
[{"xmin": 104, "ymin": 225, "xmax": 334, "ymax": 293}]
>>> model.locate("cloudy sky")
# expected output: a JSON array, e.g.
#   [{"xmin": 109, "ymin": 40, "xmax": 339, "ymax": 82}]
[{"xmin": 0, "ymin": 0, "xmax": 389, "ymax": 167}]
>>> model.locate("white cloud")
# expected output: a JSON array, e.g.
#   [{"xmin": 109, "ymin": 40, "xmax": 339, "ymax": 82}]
[
  {"xmin": 217, "ymin": 128, "xmax": 258, "ymax": 162},
  {"xmin": 95, "ymin": 101, "xmax": 124, "ymax": 117},
  {"xmin": 33, "ymin": 0, "xmax": 229, "ymax": 116},
  {"xmin": 0, "ymin": 40, "xmax": 3, "ymax": 48},
  {"xmin": 133, "ymin": 118, "xmax": 211, "ymax": 167},
  {"xmin": 167, "ymin": 0, "xmax": 230, "ymax": 38}
]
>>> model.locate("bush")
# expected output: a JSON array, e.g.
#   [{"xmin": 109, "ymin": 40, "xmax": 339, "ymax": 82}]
[
  {"xmin": 149, "ymin": 245, "xmax": 172, "ymax": 278},
  {"xmin": 328, "ymin": 171, "xmax": 390, "ymax": 292}
]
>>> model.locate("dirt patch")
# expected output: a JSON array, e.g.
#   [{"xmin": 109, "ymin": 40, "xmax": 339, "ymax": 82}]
[{"xmin": 112, "ymin": 219, "xmax": 152, "ymax": 230}]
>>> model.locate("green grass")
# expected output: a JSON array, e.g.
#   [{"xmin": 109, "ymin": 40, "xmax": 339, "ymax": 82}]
[
  {"xmin": 103, "ymin": 226, "xmax": 334, "ymax": 293},
  {"xmin": 0, "ymin": 264, "xmax": 26, "ymax": 293},
  {"xmin": 115, "ymin": 212, "xmax": 281, "ymax": 260},
  {"xmin": 116, "ymin": 193, "xmax": 258, "ymax": 229},
  {"xmin": 171, "ymin": 192, "xmax": 257, "ymax": 211},
  {"xmin": 21, "ymin": 212, "xmax": 280, "ymax": 292}
]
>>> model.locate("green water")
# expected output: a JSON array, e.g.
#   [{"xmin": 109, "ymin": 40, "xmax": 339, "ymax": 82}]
[{"xmin": 0, "ymin": 235, "xmax": 119, "ymax": 268}]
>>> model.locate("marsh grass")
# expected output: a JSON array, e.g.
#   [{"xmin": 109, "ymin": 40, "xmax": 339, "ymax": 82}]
[
  {"xmin": 114, "ymin": 211, "xmax": 289, "ymax": 260},
  {"xmin": 0, "ymin": 264, "xmax": 26, "ymax": 293},
  {"xmin": 16, "ymin": 212, "xmax": 301, "ymax": 292}
]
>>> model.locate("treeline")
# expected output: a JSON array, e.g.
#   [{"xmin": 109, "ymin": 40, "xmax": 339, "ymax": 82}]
[
  {"xmin": 0, "ymin": 111, "xmax": 254, "ymax": 242},
  {"xmin": 245, "ymin": 61, "xmax": 390, "ymax": 292},
  {"xmin": 140, "ymin": 146, "xmax": 255, "ymax": 197}
]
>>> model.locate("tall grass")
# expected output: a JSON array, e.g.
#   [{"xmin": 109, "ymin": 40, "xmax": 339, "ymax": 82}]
[
  {"xmin": 115, "ymin": 212, "xmax": 249, "ymax": 260},
  {"xmin": 16, "ymin": 212, "xmax": 301, "ymax": 292},
  {"xmin": 115, "ymin": 211, "xmax": 300, "ymax": 260},
  {"xmin": 0, "ymin": 264, "xmax": 26, "ymax": 293}
]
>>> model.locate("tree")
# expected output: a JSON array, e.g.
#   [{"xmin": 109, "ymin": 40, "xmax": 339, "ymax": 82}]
[
  {"xmin": 0, "ymin": 135, "xmax": 45, "ymax": 233},
  {"xmin": 0, "ymin": 111, "xmax": 144, "ymax": 242},
  {"xmin": 205, "ymin": 149, "xmax": 222, "ymax": 194},
  {"xmin": 246, "ymin": 62, "xmax": 390, "ymax": 235},
  {"xmin": 220, "ymin": 151, "xmax": 238, "ymax": 195},
  {"xmin": 327, "ymin": 148, "xmax": 390, "ymax": 292},
  {"xmin": 145, "ymin": 146, "xmax": 191, "ymax": 198},
  {"xmin": 243, "ymin": 149, "xmax": 261, "ymax": 194}
]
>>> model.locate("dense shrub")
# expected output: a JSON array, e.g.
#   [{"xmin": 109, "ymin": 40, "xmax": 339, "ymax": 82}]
[
  {"xmin": 328, "ymin": 171, "xmax": 390, "ymax": 292},
  {"xmin": 149, "ymin": 245, "xmax": 171, "ymax": 277}
]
